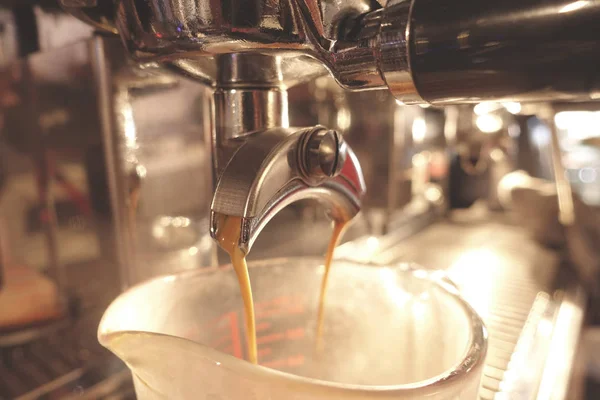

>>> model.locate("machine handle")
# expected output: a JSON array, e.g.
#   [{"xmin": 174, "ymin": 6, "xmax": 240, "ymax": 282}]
[{"xmin": 376, "ymin": 0, "xmax": 600, "ymax": 104}]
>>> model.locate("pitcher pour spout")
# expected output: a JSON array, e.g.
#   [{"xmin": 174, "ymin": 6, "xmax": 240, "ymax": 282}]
[{"xmin": 210, "ymin": 126, "xmax": 366, "ymax": 254}]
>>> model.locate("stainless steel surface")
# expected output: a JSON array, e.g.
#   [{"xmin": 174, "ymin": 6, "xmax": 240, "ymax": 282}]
[
  {"xmin": 536, "ymin": 282, "xmax": 586, "ymax": 400},
  {"xmin": 300, "ymin": 128, "xmax": 347, "ymax": 180},
  {"xmin": 60, "ymin": 0, "xmax": 600, "ymax": 104},
  {"xmin": 214, "ymin": 88, "xmax": 287, "ymax": 141},
  {"xmin": 59, "ymin": 0, "xmax": 384, "ymax": 89},
  {"xmin": 201, "ymin": 50, "xmax": 367, "ymax": 255},
  {"xmin": 54, "ymin": 0, "xmax": 402, "ymax": 92},
  {"xmin": 63, "ymin": 0, "xmax": 369, "ymax": 87},
  {"xmin": 210, "ymin": 125, "xmax": 365, "ymax": 252},
  {"xmin": 55, "ymin": 0, "xmax": 385, "ymax": 91},
  {"xmin": 375, "ymin": 0, "xmax": 420, "ymax": 103}
]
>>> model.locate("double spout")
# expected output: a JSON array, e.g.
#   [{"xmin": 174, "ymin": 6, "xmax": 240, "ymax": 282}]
[{"xmin": 210, "ymin": 125, "xmax": 364, "ymax": 253}]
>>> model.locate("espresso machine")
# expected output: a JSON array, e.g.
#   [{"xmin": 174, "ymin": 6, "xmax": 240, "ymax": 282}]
[{"xmin": 0, "ymin": 0, "xmax": 599, "ymax": 398}]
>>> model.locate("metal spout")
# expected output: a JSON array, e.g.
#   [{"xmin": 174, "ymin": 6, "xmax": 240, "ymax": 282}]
[{"xmin": 210, "ymin": 126, "xmax": 365, "ymax": 253}]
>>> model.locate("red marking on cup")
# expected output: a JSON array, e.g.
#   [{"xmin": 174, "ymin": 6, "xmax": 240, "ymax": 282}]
[
  {"xmin": 256, "ymin": 322, "xmax": 271, "ymax": 332},
  {"xmin": 287, "ymin": 354, "xmax": 305, "ymax": 367},
  {"xmin": 256, "ymin": 305, "xmax": 305, "ymax": 319},
  {"xmin": 255, "ymin": 295, "xmax": 292, "ymax": 309},
  {"xmin": 257, "ymin": 332, "xmax": 284, "ymax": 345},
  {"xmin": 258, "ymin": 347, "xmax": 272, "ymax": 357},
  {"xmin": 286, "ymin": 328, "xmax": 304, "ymax": 340},
  {"xmin": 255, "ymin": 295, "xmax": 305, "ymax": 309},
  {"xmin": 262, "ymin": 358, "xmax": 286, "ymax": 369},
  {"xmin": 256, "ymin": 327, "xmax": 305, "ymax": 345}
]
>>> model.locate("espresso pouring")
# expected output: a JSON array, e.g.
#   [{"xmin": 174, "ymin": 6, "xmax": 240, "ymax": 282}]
[{"xmin": 215, "ymin": 213, "xmax": 348, "ymax": 364}]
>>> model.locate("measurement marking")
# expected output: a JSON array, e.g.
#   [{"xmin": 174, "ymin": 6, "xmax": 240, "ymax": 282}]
[
  {"xmin": 257, "ymin": 305, "xmax": 305, "ymax": 319},
  {"xmin": 258, "ymin": 347, "xmax": 272, "ymax": 357},
  {"xmin": 229, "ymin": 312, "xmax": 243, "ymax": 359},
  {"xmin": 255, "ymin": 295, "xmax": 293, "ymax": 309},
  {"xmin": 286, "ymin": 328, "xmax": 304, "ymax": 340},
  {"xmin": 257, "ymin": 333, "xmax": 284, "ymax": 345},
  {"xmin": 256, "ymin": 322, "xmax": 271, "ymax": 332},
  {"xmin": 257, "ymin": 328, "xmax": 305, "ymax": 345},
  {"xmin": 288, "ymin": 355, "xmax": 304, "ymax": 367},
  {"xmin": 208, "ymin": 313, "xmax": 235, "ymax": 327}
]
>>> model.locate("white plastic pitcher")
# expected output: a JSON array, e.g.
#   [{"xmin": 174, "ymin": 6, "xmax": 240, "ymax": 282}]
[{"xmin": 98, "ymin": 258, "xmax": 487, "ymax": 399}]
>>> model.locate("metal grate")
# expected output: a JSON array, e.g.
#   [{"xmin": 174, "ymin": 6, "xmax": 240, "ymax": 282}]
[
  {"xmin": 0, "ymin": 322, "xmax": 133, "ymax": 400},
  {"xmin": 475, "ymin": 290, "xmax": 552, "ymax": 399},
  {"xmin": 0, "ymin": 258, "xmax": 133, "ymax": 400},
  {"xmin": 0, "ymin": 323, "xmax": 84, "ymax": 399}
]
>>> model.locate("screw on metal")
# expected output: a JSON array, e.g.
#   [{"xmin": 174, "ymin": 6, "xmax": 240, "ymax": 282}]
[{"xmin": 300, "ymin": 128, "xmax": 347, "ymax": 182}]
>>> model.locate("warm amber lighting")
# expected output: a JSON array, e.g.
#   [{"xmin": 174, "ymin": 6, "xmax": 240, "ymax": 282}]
[
  {"xmin": 559, "ymin": 0, "xmax": 589, "ymax": 13},
  {"xmin": 476, "ymin": 114, "xmax": 503, "ymax": 133}
]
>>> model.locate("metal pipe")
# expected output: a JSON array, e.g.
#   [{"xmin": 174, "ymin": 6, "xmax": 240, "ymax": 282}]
[
  {"xmin": 371, "ymin": 0, "xmax": 600, "ymax": 104},
  {"xmin": 214, "ymin": 89, "xmax": 288, "ymax": 140}
]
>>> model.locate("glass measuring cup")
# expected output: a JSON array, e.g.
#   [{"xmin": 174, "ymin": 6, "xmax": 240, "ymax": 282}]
[{"xmin": 98, "ymin": 258, "xmax": 487, "ymax": 399}]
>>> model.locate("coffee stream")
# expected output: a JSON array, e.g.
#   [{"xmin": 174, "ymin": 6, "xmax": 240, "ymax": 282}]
[
  {"xmin": 215, "ymin": 214, "xmax": 258, "ymax": 365},
  {"xmin": 315, "ymin": 220, "xmax": 348, "ymax": 352},
  {"xmin": 215, "ymin": 213, "xmax": 348, "ymax": 365}
]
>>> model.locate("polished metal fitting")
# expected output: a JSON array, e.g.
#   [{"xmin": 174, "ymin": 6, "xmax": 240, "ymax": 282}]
[
  {"xmin": 210, "ymin": 126, "xmax": 365, "ymax": 253},
  {"xmin": 58, "ymin": 0, "xmax": 422, "ymax": 100},
  {"xmin": 299, "ymin": 128, "xmax": 347, "ymax": 184}
]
